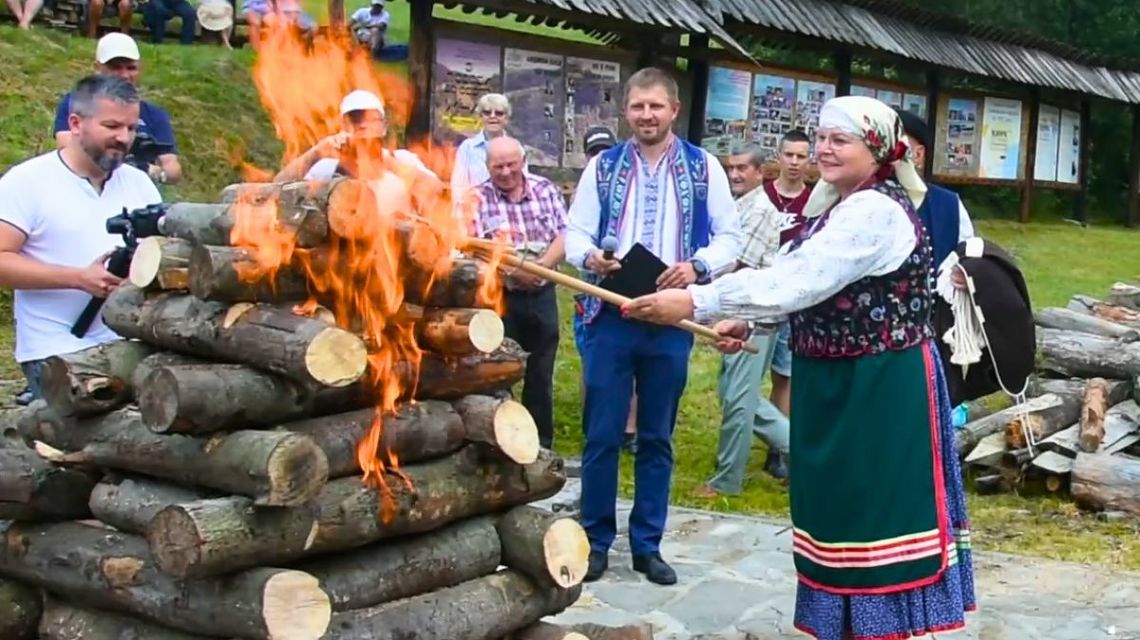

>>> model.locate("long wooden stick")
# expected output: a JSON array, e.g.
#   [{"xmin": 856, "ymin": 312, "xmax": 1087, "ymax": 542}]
[{"xmin": 462, "ymin": 238, "xmax": 759, "ymax": 354}]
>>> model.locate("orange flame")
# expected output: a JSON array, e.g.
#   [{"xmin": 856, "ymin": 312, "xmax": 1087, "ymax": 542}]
[{"xmin": 227, "ymin": 22, "xmax": 504, "ymax": 519}]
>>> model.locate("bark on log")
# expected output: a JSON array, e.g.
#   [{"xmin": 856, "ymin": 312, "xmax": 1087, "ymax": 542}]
[
  {"xmin": 147, "ymin": 447, "xmax": 565, "ymax": 578},
  {"xmin": 188, "ymin": 244, "xmax": 311, "ymax": 303},
  {"xmin": 496, "ymin": 505, "xmax": 589, "ymax": 589},
  {"xmin": 452, "ymin": 395, "xmax": 539, "ymax": 464},
  {"xmin": 296, "ymin": 517, "xmax": 502, "ymax": 612},
  {"xmin": 0, "ymin": 442, "xmax": 96, "ymax": 521},
  {"xmin": 564, "ymin": 623, "xmax": 656, "ymax": 640},
  {"xmin": 102, "ymin": 285, "xmax": 368, "ymax": 388},
  {"xmin": 324, "ymin": 570, "xmax": 580, "ymax": 640},
  {"xmin": 1036, "ymin": 328, "xmax": 1140, "ymax": 379},
  {"xmin": 406, "ymin": 258, "xmax": 495, "ymax": 309},
  {"xmin": 17, "ymin": 403, "xmax": 328, "ymax": 507},
  {"xmin": 414, "ymin": 338, "xmax": 528, "ymax": 399},
  {"xmin": 417, "ymin": 307, "xmax": 504, "ymax": 355},
  {"xmin": 510, "ymin": 622, "xmax": 589, "ymax": 640},
  {"xmin": 129, "ymin": 236, "xmax": 193, "ymax": 291},
  {"xmin": 88, "ymin": 475, "xmax": 211, "ymax": 535},
  {"xmin": 167, "ymin": 184, "xmax": 330, "ymax": 248},
  {"xmin": 38, "ymin": 599, "xmax": 207, "ymax": 640},
  {"xmin": 1034, "ymin": 307, "xmax": 1140, "ymax": 342},
  {"xmin": 131, "ymin": 352, "xmax": 209, "ymax": 391},
  {"xmin": 1030, "ymin": 377, "xmax": 1134, "ymax": 404},
  {"xmin": 956, "ymin": 388, "xmax": 1087, "ymax": 456},
  {"xmin": 1079, "ymin": 378, "xmax": 1111, "ymax": 453},
  {"xmin": 0, "ymin": 578, "xmax": 41, "ymax": 640},
  {"xmin": 1108, "ymin": 282, "xmax": 1140, "ymax": 310},
  {"xmin": 1003, "ymin": 390, "xmax": 1086, "ymax": 450},
  {"xmin": 0, "ymin": 521, "xmax": 331, "ymax": 640},
  {"xmin": 39, "ymin": 340, "xmax": 155, "ymax": 418},
  {"xmin": 1072, "ymin": 453, "xmax": 1140, "ymax": 516}
]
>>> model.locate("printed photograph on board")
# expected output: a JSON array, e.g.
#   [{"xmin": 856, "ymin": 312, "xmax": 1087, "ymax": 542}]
[
  {"xmin": 750, "ymin": 73, "xmax": 796, "ymax": 158},
  {"xmin": 944, "ymin": 97, "xmax": 979, "ymax": 172},
  {"xmin": 702, "ymin": 66, "xmax": 752, "ymax": 156},
  {"xmin": 793, "ymin": 80, "xmax": 836, "ymax": 157},
  {"xmin": 503, "ymin": 48, "xmax": 565, "ymax": 167},
  {"xmin": 563, "ymin": 56, "xmax": 621, "ymax": 168},
  {"xmin": 432, "ymin": 39, "xmax": 502, "ymax": 145}
]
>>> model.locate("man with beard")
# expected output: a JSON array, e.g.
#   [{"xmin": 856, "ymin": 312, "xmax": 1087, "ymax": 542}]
[
  {"xmin": 566, "ymin": 67, "xmax": 741, "ymax": 586},
  {"xmin": 0, "ymin": 75, "xmax": 161, "ymax": 400}
]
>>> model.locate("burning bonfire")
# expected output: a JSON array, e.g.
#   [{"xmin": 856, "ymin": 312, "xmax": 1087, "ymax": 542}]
[{"xmin": 0, "ymin": 22, "xmax": 596, "ymax": 640}]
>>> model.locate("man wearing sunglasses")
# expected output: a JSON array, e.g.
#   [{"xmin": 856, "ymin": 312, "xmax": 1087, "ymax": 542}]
[{"xmin": 450, "ymin": 93, "xmax": 529, "ymax": 206}]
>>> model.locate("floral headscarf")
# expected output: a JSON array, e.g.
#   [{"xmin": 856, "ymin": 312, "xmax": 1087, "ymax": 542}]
[{"xmin": 801, "ymin": 95, "xmax": 928, "ymax": 219}]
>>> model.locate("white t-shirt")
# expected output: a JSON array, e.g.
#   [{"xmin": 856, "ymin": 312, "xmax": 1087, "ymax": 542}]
[
  {"xmin": 0, "ymin": 152, "xmax": 161, "ymax": 363},
  {"xmin": 304, "ymin": 149, "xmax": 434, "ymax": 180},
  {"xmin": 350, "ymin": 7, "xmax": 389, "ymax": 29}
]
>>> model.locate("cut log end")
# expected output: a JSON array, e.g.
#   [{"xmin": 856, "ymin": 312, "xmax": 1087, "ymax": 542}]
[
  {"xmin": 139, "ymin": 368, "xmax": 181, "ymax": 433},
  {"xmin": 148, "ymin": 505, "xmax": 207, "ymax": 578},
  {"xmin": 543, "ymin": 517, "xmax": 590, "ymax": 589},
  {"xmin": 266, "ymin": 435, "xmax": 331, "ymax": 506},
  {"xmin": 495, "ymin": 399, "xmax": 541, "ymax": 464},
  {"xmin": 306, "ymin": 327, "xmax": 370, "ymax": 387},
  {"xmin": 468, "ymin": 309, "xmax": 506, "ymax": 353},
  {"xmin": 262, "ymin": 571, "xmax": 332, "ymax": 640},
  {"xmin": 129, "ymin": 237, "xmax": 167, "ymax": 288}
]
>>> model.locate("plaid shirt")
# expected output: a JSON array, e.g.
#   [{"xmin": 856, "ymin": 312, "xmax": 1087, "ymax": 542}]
[
  {"xmin": 472, "ymin": 174, "xmax": 568, "ymax": 247},
  {"xmin": 736, "ymin": 183, "xmax": 782, "ymax": 269}
]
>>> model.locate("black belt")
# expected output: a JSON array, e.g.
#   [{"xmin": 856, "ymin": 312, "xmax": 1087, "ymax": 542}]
[{"xmin": 505, "ymin": 283, "xmax": 554, "ymax": 297}]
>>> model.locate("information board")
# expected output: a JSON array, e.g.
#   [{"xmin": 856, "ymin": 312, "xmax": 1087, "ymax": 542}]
[
  {"xmin": 431, "ymin": 39, "xmax": 503, "ymax": 145},
  {"xmin": 978, "ymin": 97, "xmax": 1023, "ymax": 180},
  {"xmin": 1033, "ymin": 104, "xmax": 1061, "ymax": 182}
]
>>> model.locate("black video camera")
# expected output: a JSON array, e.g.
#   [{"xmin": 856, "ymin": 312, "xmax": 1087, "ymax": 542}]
[
  {"xmin": 124, "ymin": 131, "xmax": 174, "ymax": 173},
  {"xmin": 70, "ymin": 203, "xmax": 169, "ymax": 338}
]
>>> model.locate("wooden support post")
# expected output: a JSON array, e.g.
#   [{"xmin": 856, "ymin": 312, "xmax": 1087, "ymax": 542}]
[
  {"xmin": 924, "ymin": 70, "xmax": 941, "ymax": 180},
  {"xmin": 686, "ymin": 34, "xmax": 711, "ymax": 147},
  {"xmin": 1019, "ymin": 89, "xmax": 1040, "ymax": 224},
  {"xmin": 833, "ymin": 49, "xmax": 852, "ymax": 97},
  {"xmin": 1072, "ymin": 98, "xmax": 1091, "ymax": 225},
  {"xmin": 328, "ymin": 0, "xmax": 344, "ymax": 30},
  {"xmin": 407, "ymin": 0, "xmax": 435, "ymax": 142},
  {"xmin": 1128, "ymin": 104, "xmax": 1140, "ymax": 228}
]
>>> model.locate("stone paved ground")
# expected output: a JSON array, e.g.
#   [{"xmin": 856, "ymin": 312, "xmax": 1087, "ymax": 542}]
[{"xmin": 535, "ymin": 479, "xmax": 1140, "ymax": 640}]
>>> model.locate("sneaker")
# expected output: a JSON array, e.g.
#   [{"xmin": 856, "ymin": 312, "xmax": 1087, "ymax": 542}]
[
  {"xmin": 14, "ymin": 386, "xmax": 32, "ymax": 407},
  {"xmin": 632, "ymin": 552, "xmax": 677, "ymax": 585},
  {"xmin": 764, "ymin": 449, "xmax": 789, "ymax": 481}
]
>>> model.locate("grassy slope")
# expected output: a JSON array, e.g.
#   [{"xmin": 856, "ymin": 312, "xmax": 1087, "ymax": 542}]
[{"xmin": 3, "ymin": 18, "xmax": 1140, "ymax": 568}]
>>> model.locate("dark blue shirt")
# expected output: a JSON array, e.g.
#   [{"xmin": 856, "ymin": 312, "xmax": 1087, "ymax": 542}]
[{"xmin": 53, "ymin": 93, "xmax": 178, "ymax": 155}]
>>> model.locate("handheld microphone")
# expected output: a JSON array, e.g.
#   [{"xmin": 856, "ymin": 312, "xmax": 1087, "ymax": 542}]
[{"xmin": 601, "ymin": 236, "xmax": 618, "ymax": 261}]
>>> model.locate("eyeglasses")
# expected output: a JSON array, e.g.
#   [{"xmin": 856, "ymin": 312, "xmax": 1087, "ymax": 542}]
[{"xmin": 481, "ymin": 109, "xmax": 506, "ymax": 117}]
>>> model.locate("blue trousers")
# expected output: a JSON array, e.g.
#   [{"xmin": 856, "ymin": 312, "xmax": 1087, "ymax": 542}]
[{"xmin": 580, "ymin": 306, "xmax": 693, "ymax": 557}]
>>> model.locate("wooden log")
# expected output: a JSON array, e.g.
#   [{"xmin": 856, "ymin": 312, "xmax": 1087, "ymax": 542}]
[
  {"xmin": 1036, "ymin": 328, "xmax": 1140, "ymax": 379},
  {"xmin": 147, "ymin": 447, "xmax": 565, "ymax": 578},
  {"xmin": 131, "ymin": 352, "xmax": 208, "ymax": 391},
  {"xmin": 38, "ymin": 599, "xmax": 206, "ymax": 640},
  {"xmin": 510, "ymin": 622, "xmax": 589, "ymax": 640},
  {"xmin": 1108, "ymin": 282, "xmax": 1140, "ymax": 310},
  {"xmin": 0, "ymin": 578, "xmax": 41, "ymax": 640},
  {"xmin": 0, "ymin": 521, "xmax": 331, "ymax": 640},
  {"xmin": 1003, "ymin": 390, "xmax": 1086, "ymax": 449},
  {"xmin": 0, "ymin": 441, "xmax": 96, "ymax": 521},
  {"xmin": 956, "ymin": 388, "xmax": 1085, "ymax": 456},
  {"xmin": 563, "ymin": 623, "xmax": 655, "ymax": 640},
  {"xmin": 129, "ymin": 236, "xmax": 193, "ymax": 291},
  {"xmin": 1034, "ymin": 307, "xmax": 1140, "ymax": 342},
  {"xmin": 165, "ymin": 184, "xmax": 330, "ymax": 248},
  {"xmin": 452, "ymin": 395, "xmax": 539, "ymax": 464},
  {"xmin": 414, "ymin": 338, "xmax": 528, "ymax": 399},
  {"xmin": 1072, "ymin": 453, "xmax": 1140, "ymax": 516},
  {"xmin": 496, "ymin": 505, "xmax": 589, "ymax": 590},
  {"xmin": 1079, "ymin": 378, "xmax": 1111, "ymax": 453},
  {"xmin": 1067, "ymin": 294, "xmax": 1140, "ymax": 328},
  {"xmin": 88, "ymin": 475, "xmax": 211, "ymax": 535},
  {"xmin": 17, "ymin": 403, "xmax": 328, "ymax": 507},
  {"xmin": 417, "ymin": 307, "xmax": 504, "ymax": 355},
  {"xmin": 295, "ymin": 517, "xmax": 502, "ymax": 612},
  {"xmin": 188, "ymin": 244, "xmax": 311, "ymax": 303},
  {"xmin": 324, "ymin": 570, "xmax": 580, "ymax": 640},
  {"xmin": 154, "ymin": 203, "xmax": 235, "ymax": 246},
  {"xmin": 102, "ymin": 285, "xmax": 368, "ymax": 388},
  {"xmin": 39, "ymin": 340, "xmax": 155, "ymax": 418},
  {"xmin": 406, "ymin": 258, "xmax": 494, "ymax": 309}
]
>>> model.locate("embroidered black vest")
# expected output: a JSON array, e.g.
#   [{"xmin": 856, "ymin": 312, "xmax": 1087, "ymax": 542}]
[{"xmin": 789, "ymin": 180, "xmax": 934, "ymax": 359}]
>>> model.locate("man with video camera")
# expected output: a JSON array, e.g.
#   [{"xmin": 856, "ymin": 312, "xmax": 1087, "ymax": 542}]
[
  {"xmin": 53, "ymin": 34, "xmax": 183, "ymax": 187},
  {"xmin": 0, "ymin": 75, "xmax": 161, "ymax": 400}
]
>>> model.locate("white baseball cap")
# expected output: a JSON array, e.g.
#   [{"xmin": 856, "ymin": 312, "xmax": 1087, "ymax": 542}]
[
  {"xmin": 95, "ymin": 33, "xmax": 140, "ymax": 64},
  {"xmin": 339, "ymin": 90, "xmax": 385, "ymax": 116}
]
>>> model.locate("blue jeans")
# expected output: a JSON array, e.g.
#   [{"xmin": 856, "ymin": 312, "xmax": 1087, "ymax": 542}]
[
  {"xmin": 20, "ymin": 358, "xmax": 49, "ymax": 401},
  {"xmin": 770, "ymin": 321, "xmax": 792, "ymax": 378}
]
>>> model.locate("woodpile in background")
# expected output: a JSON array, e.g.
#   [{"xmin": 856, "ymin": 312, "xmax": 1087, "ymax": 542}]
[
  {"xmin": 0, "ymin": 179, "xmax": 596, "ymax": 640},
  {"xmin": 960, "ymin": 281, "xmax": 1140, "ymax": 516}
]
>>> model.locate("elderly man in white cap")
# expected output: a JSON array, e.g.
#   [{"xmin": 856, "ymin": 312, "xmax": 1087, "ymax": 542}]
[{"xmin": 53, "ymin": 33, "xmax": 182, "ymax": 186}]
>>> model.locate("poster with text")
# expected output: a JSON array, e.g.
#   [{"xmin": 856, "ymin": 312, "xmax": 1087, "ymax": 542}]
[
  {"xmin": 876, "ymin": 90, "xmax": 903, "ymax": 109},
  {"xmin": 851, "ymin": 85, "xmax": 878, "ymax": 98},
  {"xmin": 943, "ymin": 97, "xmax": 979, "ymax": 174},
  {"xmin": 503, "ymin": 48, "xmax": 564, "ymax": 167},
  {"xmin": 563, "ymin": 56, "xmax": 621, "ymax": 168},
  {"xmin": 979, "ymin": 97, "xmax": 1023, "ymax": 180},
  {"xmin": 794, "ymin": 80, "xmax": 835, "ymax": 157},
  {"xmin": 431, "ymin": 39, "xmax": 502, "ymax": 145},
  {"xmin": 702, "ymin": 66, "xmax": 752, "ymax": 155},
  {"xmin": 1057, "ymin": 109, "xmax": 1081, "ymax": 184},
  {"xmin": 750, "ymin": 73, "xmax": 796, "ymax": 158},
  {"xmin": 1033, "ymin": 104, "xmax": 1061, "ymax": 182},
  {"xmin": 903, "ymin": 93, "xmax": 928, "ymax": 119}
]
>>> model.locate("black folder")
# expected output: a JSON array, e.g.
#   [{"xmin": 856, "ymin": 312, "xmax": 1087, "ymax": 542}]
[{"xmin": 598, "ymin": 242, "xmax": 668, "ymax": 299}]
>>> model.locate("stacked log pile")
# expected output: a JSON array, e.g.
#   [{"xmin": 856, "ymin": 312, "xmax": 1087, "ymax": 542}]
[
  {"xmin": 960, "ymin": 281, "xmax": 1140, "ymax": 513},
  {"xmin": 0, "ymin": 179, "xmax": 592, "ymax": 640}
]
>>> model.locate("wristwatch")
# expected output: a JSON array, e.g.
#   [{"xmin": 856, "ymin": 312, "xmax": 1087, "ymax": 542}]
[{"xmin": 689, "ymin": 258, "xmax": 710, "ymax": 284}]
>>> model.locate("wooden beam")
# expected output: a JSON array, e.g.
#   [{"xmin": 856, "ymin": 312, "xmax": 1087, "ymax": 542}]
[
  {"xmin": 1071, "ymin": 98, "xmax": 1091, "ymax": 225},
  {"xmin": 924, "ymin": 69, "xmax": 941, "ymax": 180},
  {"xmin": 328, "ymin": 0, "xmax": 344, "ymax": 30},
  {"xmin": 687, "ymin": 34, "xmax": 711, "ymax": 147},
  {"xmin": 1128, "ymin": 104, "xmax": 1140, "ymax": 228},
  {"xmin": 407, "ymin": 2, "xmax": 435, "ymax": 142},
  {"xmin": 834, "ymin": 49, "xmax": 852, "ymax": 97},
  {"xmin": 1019, "ymin": 89, "xmax": 1041, "ymax": 223}
]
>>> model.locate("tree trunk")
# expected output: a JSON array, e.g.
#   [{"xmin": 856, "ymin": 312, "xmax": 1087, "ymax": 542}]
[
  {"xmin": 102, "ymin": 285, "xmax": 368, "ymax": 388},
  {"xmin": 0, "ymin": 442, "xmax": 96, "ymax": 521},
  {"xmin": 283, "ymin": 400, "xmax": 465, "ymax": 478},
  {"xmin": 495, "ymin": 506, "xmax": 589, "ymax": 590},
  {"xmin": 167, "ymin": 184, "xmax": 330, "ymax": 248},
  {"xmin": 17, "ymin": 404, "xmax": 328, "ymax": 507},
  {"xmin": 131, "ymin": 352, "xmax": 209, "ymax": 390},
  {"xmin": 417, "ymin": 307, "xmax": 505, "ymax": 355},
  {"xmin": 1079, "ymin": 378, "xmax": 1111, "ymax": 453},
  {"xmin": 1034, "ymin": 307, "xmax": 1140, "ymax": 342},
  {"xmin": 1004, "ymin": 388, "xmax": 1089, "ymax": 449},
  {"xmin": 38, "ymin": 599, "xmax": 207, "ymax": 640},
  {"xmin": 453, "ymin": 395, "xmax": 539, "ymax": 464},
  {"xmin": 1108, "ymin": 282, "xmax": 1140, "ymax": 310},
  {"xmin": 511, "ymin": 622, "xmax": 589, "ymax": 640},
  {"xmin": 39, "ymin": 340, "xmax": 155, "ymax": 418},
  {"xmin": 296, "ymin": 517, "xmax": 502, "ymax": 612},
  {"xmin": 414, "ymin": 338, "xmax": 528, "ymax": 399},
  {"xmin": 0, "ymin": 578, "xmax": 41, "ymax": 640},
  {"xmin": 1072, "ymin": 453, "xmax": 1140, "ymax": 516},
  {"xmin": 188, "ymin": 244, "xmax": 312, "ymax": 303},
  {"xmin": 129, "ymin": 237, "xmax": 193, "ymax": 291},
  {"xmin": 88, "ymin": 475, "xmax": 211, "ymax": 535},
  {"xmin": 406, "ymin": 258, "xmax": 494, "ymax": 309},
  {"xmin": 324, "ymin": 570, "xmax": 580, "ymax": 640},
  {"xmin": 1036, "ymin": 328, "xmax": 1140, "ymax": 379},
  {"xmin": 155, "ymin": 203, "xmax": 234, "ymax": 246},
  {"xmin": 147, "ymin": 447, "xmax": 565, "ymax": 578},
  {"xmin": 138, "ymin": 363, "xmax": 313, "ymax": 434},
  {"xmin": 0, "ymin": 521, "xmax": 331, "ymax": 640},
  {"xmin": 956, "ymin": 387, "xmax": 1087, "ymax": 456}
]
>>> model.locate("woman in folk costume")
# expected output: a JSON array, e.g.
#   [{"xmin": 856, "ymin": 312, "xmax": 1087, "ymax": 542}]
[{"xmin": 624, "ymin": 95, "xmax": 975, "ymax": 639}]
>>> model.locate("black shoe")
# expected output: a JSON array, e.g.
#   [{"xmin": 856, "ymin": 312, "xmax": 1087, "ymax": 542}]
[
  {"xmin": 632, "ymin": 553, "xmax": 677, "ymax": 585},
  {"xmin": 621, "ymin": 433, "xmax": 638, "ymax": 455},
  {"xmin": 764, "ymin": 449, "xmax": 789, "ymax": 481},
  {"xmin": 14, "ymin": 386, "xmax": 32, "ymax": 407},
  {"xmin": 584, "ymin": 550, "xmax": 608, "ymax": 582}
]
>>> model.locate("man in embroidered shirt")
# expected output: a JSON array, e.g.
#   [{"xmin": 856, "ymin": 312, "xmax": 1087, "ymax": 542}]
[
  {"xmin": 693, "ymin": 144, "xmax": 791, "ymax": 500},
  {"xmin": 472, "ymin": 137, "xmax": 567, "ymax": 450},
  {"xmin": 566, "ymin": 67, "xmax": 742, "ymax": 586}
]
